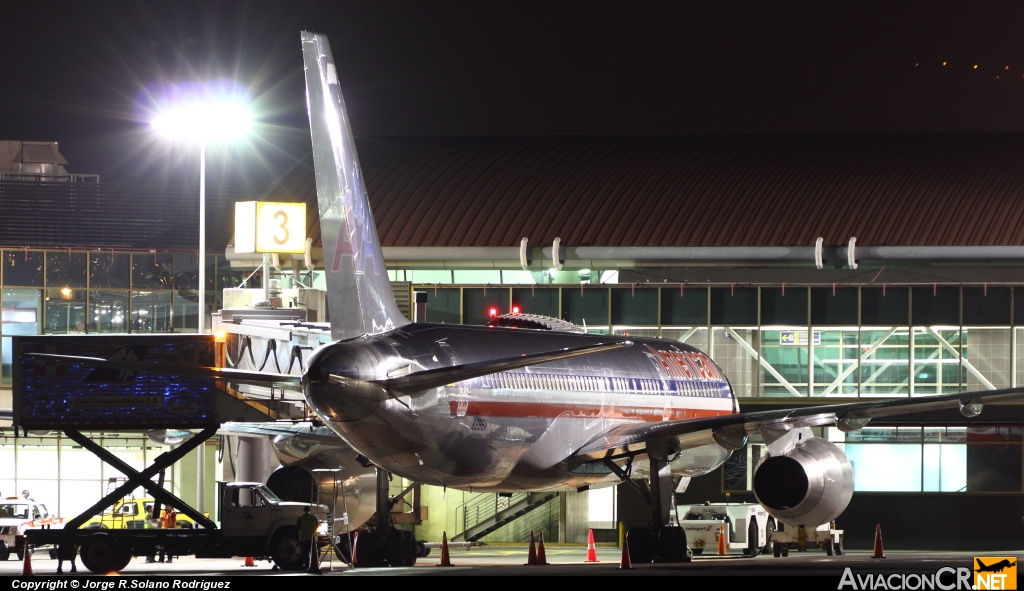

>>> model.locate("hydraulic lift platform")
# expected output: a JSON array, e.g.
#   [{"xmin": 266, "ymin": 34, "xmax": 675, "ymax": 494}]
[{"xmin": 10, "ymin": 333, "xmax": 281, "ymax": 531}]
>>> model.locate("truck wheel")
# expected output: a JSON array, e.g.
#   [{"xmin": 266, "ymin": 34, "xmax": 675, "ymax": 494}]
[
  {"xmin": 772, "ymin": 542, "xmax": 781, "ymax": 558},
  {"xmin": 269, "ymin": 527, "xmax": 305, "ymax": 570},
  {"xmin": 80, "ymin": 533, "xmax": 127, "ymax": 574}
]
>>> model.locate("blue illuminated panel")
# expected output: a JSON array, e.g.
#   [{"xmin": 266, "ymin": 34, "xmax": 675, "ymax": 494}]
[{"xmin": 13, "ymin": 335, "xmax": 218, "ymax": 430}]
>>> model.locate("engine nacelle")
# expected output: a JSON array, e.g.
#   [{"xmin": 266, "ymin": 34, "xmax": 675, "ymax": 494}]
[
  {"xmin": 752, "ymin": 436, "xmax": 853, "ymax": 527},
  {"xmin": 265, "ymin": 437, "xmax": 377, "ymax": 534}
]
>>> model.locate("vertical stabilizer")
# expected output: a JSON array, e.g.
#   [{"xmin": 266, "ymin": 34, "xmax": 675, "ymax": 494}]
[{"xmin": 301, "ymin": 31, "xmax": 409, "ymax": 340}]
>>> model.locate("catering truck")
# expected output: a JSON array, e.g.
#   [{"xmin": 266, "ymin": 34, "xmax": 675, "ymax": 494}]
[{"xmin": 27, "ymin": 482, "xmax": 329, "ymax": 574}]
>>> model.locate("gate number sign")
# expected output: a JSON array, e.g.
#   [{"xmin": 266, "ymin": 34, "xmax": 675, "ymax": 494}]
[{"xmin": 234, "ymin": 201, "xmax": 307, "ymax": 254}]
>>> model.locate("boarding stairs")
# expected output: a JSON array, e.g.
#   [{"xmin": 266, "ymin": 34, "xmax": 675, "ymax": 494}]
[{"xmin": 453, "ymin": 491, "xmax": 558, "ymax": 542}]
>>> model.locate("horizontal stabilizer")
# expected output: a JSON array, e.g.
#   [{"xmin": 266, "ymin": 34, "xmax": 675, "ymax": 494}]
[
  {"xmin": 26, "ymin": 353, "xmax": 302, "ymax": 391},
  {"xmin": 371, "ymin": 341, "xmax": 633, "ymax": 395}
]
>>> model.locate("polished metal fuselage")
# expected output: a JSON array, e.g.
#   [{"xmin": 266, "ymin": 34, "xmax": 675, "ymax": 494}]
[{"xmin": 303, "ymin": 322, "xmax": 737, "ymax": 492}]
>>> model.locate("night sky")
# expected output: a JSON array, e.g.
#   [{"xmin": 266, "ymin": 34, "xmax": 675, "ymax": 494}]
[{"xmin": 2, "ymin": 1, "xmax": 1024, "ymax": 192}]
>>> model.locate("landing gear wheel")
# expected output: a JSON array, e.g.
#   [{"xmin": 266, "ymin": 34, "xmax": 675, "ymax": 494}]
[
  {"xmin": 385, "ymin": 529, "xmax": 416, "ymax": 567},
  {"xmin": 826, "ymin": 540, "xmax": 834, "ymax": 556},
  {"xmin": 761, "ymin": 521, "xmax": 775, "ymax": 555},
  {"xmin": 269, "ymin": 527, "xmax": 305, "ymax": 570},
  {"xmin": 834, "ymin": 537, "xmax": 844, "ymax": 556},
  {"xmin": 335, "ymin": 537, "xmax": 352, "ymax": 563},
  {"xmin": 353, "ymin": 531, "xmax": 385, "ymax": 567},
  {"xmin": 80, "ymin": 533, "xmax": 129, "ymax": 574},
  {"xmin": 655, "ymin": 527, "xmax": 688, "ymax": 563},
  {"xmin": 625, "ymin": 528, "xmax": 654, "ymax": 564}
]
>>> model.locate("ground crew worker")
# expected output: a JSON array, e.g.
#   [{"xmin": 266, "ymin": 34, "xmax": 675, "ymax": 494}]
[
  {"xmin": 296, "ymin": 506, "xmax": 319, "ymax": 572},
  {"xmin": 159, "ymin": 507, "xmax": 177, "ymax": 563},
  {"xmin": 144, "ymin": 505, "xmax": 159, "ymax": 563}
]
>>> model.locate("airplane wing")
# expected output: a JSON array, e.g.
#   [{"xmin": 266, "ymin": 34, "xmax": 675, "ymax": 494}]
[
  {"xmin": 574, "ymin": 385, "xmax": 1024, "ymax": 459},
  {"xmin": 25, "ymin": 353, "xmax": 303, "ymax": 391},
  {"xmin": 374, "ymin": 341, "xmax": 632, "ymax": 394},
  {"xmin": 218, "ymin": 420, "xmax": 342, "ymax": 444}
]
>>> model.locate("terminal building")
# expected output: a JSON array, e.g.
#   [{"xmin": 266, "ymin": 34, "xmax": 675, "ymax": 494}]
[{"xmin": 2, "ymin": 133, "xmax": 1024, "ymax": 551}]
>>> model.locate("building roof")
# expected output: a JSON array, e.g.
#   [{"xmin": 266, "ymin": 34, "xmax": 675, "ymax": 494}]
[
  {"xmin": 4, "ymin": 133, "xmax": 1024, "ymax": 254},
  {"xmin": 267, "ymin": 133, "xmax": 1024, "ymax": 250}
]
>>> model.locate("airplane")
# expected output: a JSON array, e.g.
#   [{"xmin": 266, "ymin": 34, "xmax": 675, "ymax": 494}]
[
  {"xmin": 976, "ymin": 558, "xmax": 1017, "ymax": 573},
  {"xmin": 25, "ymin": 30, "xmax": 1024, "ymax": 567}
]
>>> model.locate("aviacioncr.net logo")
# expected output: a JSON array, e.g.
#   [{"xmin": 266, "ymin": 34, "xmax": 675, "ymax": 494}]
[
  {"xmin": 838, "ymin": 567, "xmax": 974, "ymax": 590},
  {"xmin": 973, "ymin": 557, "xmax": 1017, "ymax": 591}
]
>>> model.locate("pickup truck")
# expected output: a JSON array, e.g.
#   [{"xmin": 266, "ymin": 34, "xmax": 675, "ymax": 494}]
[
  {"xmin": 0, "ymin": 497, "xmax": 64, "ymax": 560},
  {"xmin": 82, "ymin": 497, "xmax": 202, "ymax": 530}
]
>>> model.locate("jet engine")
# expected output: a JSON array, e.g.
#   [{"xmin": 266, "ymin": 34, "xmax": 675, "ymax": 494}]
[
  {"xmin": 752, "ymin": 436, "xmax": 853, "ymax": 527},
  {"xmin": 265, "ymin": 433, "xmax": 377, "ymax": 534}
]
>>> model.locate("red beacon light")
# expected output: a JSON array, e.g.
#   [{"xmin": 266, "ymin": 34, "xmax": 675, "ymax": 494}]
[
  {"xmin": 511, "ymin": 305, "xmax": 521, "ymax": 315},
  {"xmin": 488, "ymin": 307, "xmax": 498, "ymax": 318}
]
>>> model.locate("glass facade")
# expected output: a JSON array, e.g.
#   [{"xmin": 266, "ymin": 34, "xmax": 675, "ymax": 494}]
[
  {"xmin": 1, "ymin": 249, "xmax": 242, "ymax": 384},
  {"xmin": 417, "ymin": 284, "xmax": 1024, "ymax": 399}
]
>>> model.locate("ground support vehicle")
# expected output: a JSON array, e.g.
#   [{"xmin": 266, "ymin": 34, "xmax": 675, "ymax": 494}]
[
  {"xmin": 0, "ymin": 496, "xmax": 64, "ymax": 561},
  {"xmin": 28, "ymin": 479, "xmax": 329, "ymax": 574},
  {"xmin": 770, "ymin": 521, "xmax": 843, "ymax": 557},
  {"xmin": 82, "ymin": 496, "xmax": 204, "ymax": 530},
  {"xmin": 677, "ymin": 502, "xmax": 774, "ymax": 556}
]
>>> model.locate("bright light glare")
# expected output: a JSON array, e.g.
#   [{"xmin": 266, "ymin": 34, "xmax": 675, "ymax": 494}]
[{"xmin": 151, "ymin": 98, "xmax": 252, "ymax": 143}]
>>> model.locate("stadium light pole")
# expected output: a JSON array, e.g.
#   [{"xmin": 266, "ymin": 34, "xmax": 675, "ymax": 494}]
[{"xmin": 151, "ymin": 96, "xmax": 251, "ymax": 333}]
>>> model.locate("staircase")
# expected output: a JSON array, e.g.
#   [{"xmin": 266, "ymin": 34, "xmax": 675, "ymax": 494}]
[{"xmin": 453, "ymin": 492, "xmax": 558, "ymax": 542}]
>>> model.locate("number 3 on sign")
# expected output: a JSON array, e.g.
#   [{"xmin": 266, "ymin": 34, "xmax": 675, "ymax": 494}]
[{"xmin": 256, "ymin": 202, "xmax": 306, "ymax": 253}]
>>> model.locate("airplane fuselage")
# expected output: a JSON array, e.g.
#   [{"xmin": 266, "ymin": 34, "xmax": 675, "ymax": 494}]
[{"xmin": 303, "ymin": 323, "xmax": 738, "ymax": 491}]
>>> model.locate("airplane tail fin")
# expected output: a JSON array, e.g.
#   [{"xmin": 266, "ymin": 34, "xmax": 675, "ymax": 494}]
[{"xmin": 301, "ymin": 31, "xmax": 409, "ymax": 340}]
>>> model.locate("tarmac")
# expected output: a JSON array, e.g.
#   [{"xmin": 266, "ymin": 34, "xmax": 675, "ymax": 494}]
[{"xmin": 0, "ymin": 543, "xmax": 1018, "ymax": 581}]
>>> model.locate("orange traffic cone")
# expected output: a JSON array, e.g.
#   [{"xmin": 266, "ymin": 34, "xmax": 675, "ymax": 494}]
[
  {"xmin": 243, "ymin": 555, "xmax": 255, "ymax": 567},
  {"xmin": 535, "ymin": 531, "xmax": 549, "ymax": 565},
  {"xmin": 21, "ymin": 538, "xmax": 32, "ymax": 576},
  {"xmin": 584, "ymin": 529, "xmax": 599, "ymax": 563},
  {"xmin": 437, "ymin": 531, "xmax": 453, "ymax": 567},
  {"xmin": 524, "ymin": 531, "xmax": 537, "ymax": 565},
  {"xmin": 350, "ymin": 531, "xmax": 359, "ymax": 566},
  {"xmin": 717, "ymin": 522, "xmax": 727, "ymax": 555},
  {"xmin": 618, "ymin": 538, "xmax": 633, "ymax": 570},
  {"xmin": 871, "ymin": 524, "xmax": 886, "ymax": 559}
]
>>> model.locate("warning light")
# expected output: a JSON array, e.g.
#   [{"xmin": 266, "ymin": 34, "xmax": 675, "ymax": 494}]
[
  {"xmin": 488, "ymin": 307, "xmax": 498, "ymax": 318},
  {"xmin": 511, "ymin": 305, "xmax": 521, "ymax": 315}
]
